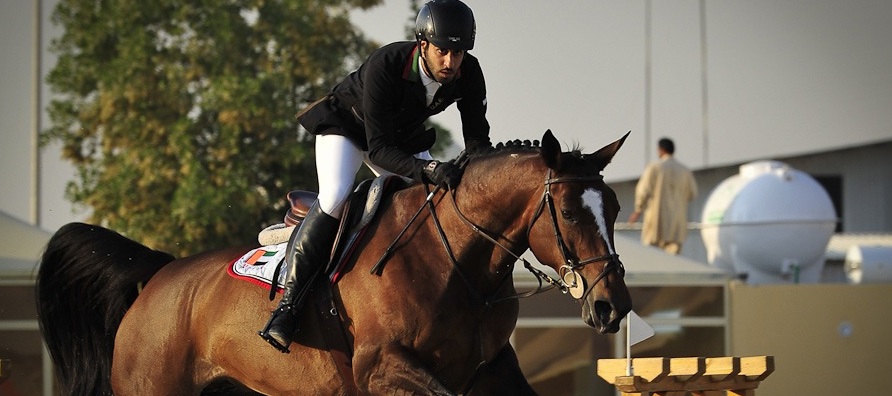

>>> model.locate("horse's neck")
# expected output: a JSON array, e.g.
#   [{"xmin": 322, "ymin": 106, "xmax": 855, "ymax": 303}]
[
  {"xmin": 445, "ymin": 155, "xmax": 544, "ymax": 285},
  {"xmin": 462, "ymin": 152, "xmax": 543, "ymax": 229}
]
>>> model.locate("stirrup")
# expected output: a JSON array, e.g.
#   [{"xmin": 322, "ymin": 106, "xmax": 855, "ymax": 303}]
[{"xmin": 258, "ymin": 306, "xmax": 296, "ymax": 353}]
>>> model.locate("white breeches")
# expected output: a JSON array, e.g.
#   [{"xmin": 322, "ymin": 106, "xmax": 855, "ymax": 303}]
[{"xmin": 315, "ymin": 134, "xmax": 432, "ymax": 218}]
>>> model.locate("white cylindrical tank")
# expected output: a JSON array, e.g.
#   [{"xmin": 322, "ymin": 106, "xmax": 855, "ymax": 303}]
[
  {"xmin": 700, "ymin": 161, "xmax": 837, "ymax": 284},
  {"xmin": 845, "ymin": 246, "xmax": 892, "ymax": 284}
]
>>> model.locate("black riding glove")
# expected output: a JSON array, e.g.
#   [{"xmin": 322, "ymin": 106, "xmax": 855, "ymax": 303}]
[{"xmin": 422, "ymin": 160, "xmax": 463, "ymax": 189}]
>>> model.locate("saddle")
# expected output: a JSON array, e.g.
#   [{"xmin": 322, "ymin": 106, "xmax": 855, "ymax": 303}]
[
  {"xmin": 284, "ymin": 190, "xmax": 316, "ymax": 227},
  {"xmin": 257, "ymin": 175, "xmax": 408, "ymax": 283},
  {"xmin": 255, "ymin": 191, "xmax": 317, "ymax": 246}
]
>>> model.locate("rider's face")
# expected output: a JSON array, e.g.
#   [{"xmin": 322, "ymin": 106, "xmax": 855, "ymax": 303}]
[{"xmin": 421, "ymin": 41, "xmax": 464, "ymax": 84}]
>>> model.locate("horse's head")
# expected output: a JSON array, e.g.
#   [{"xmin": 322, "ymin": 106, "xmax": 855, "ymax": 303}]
[{"xmin": 525, "ymin": 130, "xmax": 632, "ymax": 334}]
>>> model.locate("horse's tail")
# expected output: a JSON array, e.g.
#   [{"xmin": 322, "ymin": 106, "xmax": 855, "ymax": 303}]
[{"xmin": 35, "ymin": 222, "xmax": 175, "ymax": 396}]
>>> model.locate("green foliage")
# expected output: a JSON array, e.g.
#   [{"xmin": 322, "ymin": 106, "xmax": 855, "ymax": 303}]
[{"xmin": 42, "ymin": 0, "xmax": 381, "ymax": 256}]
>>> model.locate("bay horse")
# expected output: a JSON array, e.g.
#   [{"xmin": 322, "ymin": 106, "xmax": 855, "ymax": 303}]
[{"xmin": 36, "ymin": 130, "xmax": 632, "ymax": 395}]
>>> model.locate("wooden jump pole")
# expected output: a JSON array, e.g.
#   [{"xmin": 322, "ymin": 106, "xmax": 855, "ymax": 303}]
[{"xmin": 598, "ymin": 355, "xmax": 774, "ymax": 396}]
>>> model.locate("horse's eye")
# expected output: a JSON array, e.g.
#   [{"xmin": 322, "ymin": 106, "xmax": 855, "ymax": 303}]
[{"xmin": 561, "ymin": 209, "xmax": 578, "ymax": 223}]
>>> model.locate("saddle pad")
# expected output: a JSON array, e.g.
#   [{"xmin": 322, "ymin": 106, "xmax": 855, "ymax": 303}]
[{"xmin": 227, "ymin": 243, "xmax": 289, "ymax": 292}]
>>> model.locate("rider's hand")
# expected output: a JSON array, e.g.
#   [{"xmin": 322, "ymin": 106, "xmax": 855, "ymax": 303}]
[{"xmin": 422, "ymin": 160, "xmax": 463, "ymax": 189}]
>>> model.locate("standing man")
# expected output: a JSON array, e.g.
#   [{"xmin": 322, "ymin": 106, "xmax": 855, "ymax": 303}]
[
  {"xmin": 258, "ymin": 0, "xmax": 491, "ymax": 353},
  {"xmin": 629, "ymin": 138, "xmax": 697, "ymax": 255}
]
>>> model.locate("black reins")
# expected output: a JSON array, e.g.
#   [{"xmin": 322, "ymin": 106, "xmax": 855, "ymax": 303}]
[{"xmin": 371, "ymin": 152, "xmax": 625, "ymax": 304}]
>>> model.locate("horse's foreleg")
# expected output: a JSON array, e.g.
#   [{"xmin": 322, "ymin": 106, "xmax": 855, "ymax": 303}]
[
  {"xmin": 355, "ymin": 344, "xmax": 454, "ymax": 396},
  {"xmin": 466, "ymin": 344, "xmax": 537, "ymax": 396}
]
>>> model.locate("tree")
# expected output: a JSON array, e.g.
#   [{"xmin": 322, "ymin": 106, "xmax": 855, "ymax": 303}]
[{"xmin": 42, "ymin": 0, "xmax": 381, "ymax": 256}]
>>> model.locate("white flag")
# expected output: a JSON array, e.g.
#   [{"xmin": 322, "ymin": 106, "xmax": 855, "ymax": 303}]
[{"xmin": 626, "ymin": 310, "xmax": 655, "ymax": 346}]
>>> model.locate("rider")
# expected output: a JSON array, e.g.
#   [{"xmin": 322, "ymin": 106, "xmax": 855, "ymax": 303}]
[{"xmin": 258, "ymin": 0, "xmax": 492, "ymax": 353}]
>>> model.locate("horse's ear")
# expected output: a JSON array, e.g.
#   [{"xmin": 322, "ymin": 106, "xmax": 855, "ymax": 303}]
[
  {"xmin": 587, "ymin": 131, "xmax": 631, "ymax": 170},
  {"xmin": 541, "ymin": 129, "xmax": 562, "ymax": 170}
]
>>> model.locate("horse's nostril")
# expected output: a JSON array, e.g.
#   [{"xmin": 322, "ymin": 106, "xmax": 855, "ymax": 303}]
[{"xmin": 594, "ymin": 300, "xmax": 613, "ymax": 322}]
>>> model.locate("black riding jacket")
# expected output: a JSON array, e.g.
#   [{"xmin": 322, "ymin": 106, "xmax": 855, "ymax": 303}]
[{"xmin": 297, "ymin": 41, "xmax": 490, "ymax": 179}]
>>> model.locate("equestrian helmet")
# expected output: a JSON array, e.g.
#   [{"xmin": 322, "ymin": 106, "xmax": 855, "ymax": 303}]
[{"xmin": 414, "ymin": 0, "xmax": 476, "ymax": 51}]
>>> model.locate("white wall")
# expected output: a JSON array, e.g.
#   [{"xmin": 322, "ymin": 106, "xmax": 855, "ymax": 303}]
[
  {"xmin": 0, "ymin": 0, "xmax": 79, "ymax": 231},
  {"xmin": 0, "ymin": 1, "xmax": 39, "ymax": 222},
  {"xmin": 704, "ymin": 1, "xmax": 892, "ymax": 168}
]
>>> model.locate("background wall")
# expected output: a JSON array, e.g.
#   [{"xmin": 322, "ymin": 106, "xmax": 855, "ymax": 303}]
[{"xmin": 729, "ymin": 282, "xmax": 892, "ymax": 395}]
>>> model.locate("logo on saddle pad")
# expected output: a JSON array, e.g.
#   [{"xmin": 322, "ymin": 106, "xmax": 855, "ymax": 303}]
[{"xmin": 228, "ymin": 243, "xmax": 290, "ymax": 291}]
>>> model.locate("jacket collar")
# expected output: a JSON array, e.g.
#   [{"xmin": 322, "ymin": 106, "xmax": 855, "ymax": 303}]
[{"xmin": 403, "ymin": 45, "xmax": 422, "ymax": 83}]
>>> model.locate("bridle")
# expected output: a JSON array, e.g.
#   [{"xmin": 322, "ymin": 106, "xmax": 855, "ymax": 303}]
[
  {"xmin": 445, "ymin": 168, "xmax": 626, "ymax": 303},
  {"xmin": 527, "ymin": 170, "xmax": 626, "ymax": 300}
]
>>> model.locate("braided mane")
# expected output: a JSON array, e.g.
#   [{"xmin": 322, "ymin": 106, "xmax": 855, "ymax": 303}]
[
  {"xmin": 469, "ymin": 138, "xmax": 586, "ymax": 168},
  {"xmin": 493, "ymin": 139, "xmax": 541, "ymax": 151}
]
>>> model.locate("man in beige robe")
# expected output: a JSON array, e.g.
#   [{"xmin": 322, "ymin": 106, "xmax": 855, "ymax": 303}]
[{"xmin": 629, "ymin": 138, "xmax": 698, "ymax": 254}]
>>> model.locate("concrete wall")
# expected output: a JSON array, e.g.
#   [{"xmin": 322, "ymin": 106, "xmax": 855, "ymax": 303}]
[{"xmin": 728, "ymin": 282, "xmax": 892, "ymax": 395}]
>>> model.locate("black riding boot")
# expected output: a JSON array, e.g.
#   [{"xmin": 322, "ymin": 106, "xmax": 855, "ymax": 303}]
[{"xmin": 258, "ymin": 201, "xmax": 338, "ymax": 353}]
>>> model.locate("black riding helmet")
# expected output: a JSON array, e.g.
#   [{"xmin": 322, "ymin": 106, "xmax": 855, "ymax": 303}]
[{"xmin": 414, "ymin": 0, "xmax": 476, "ymax": 51}]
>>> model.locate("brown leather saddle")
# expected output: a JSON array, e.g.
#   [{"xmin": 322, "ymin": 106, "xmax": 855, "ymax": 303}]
[{"xmin": 284, "ymin": 190, "xmax": 317, "ymax": 227}]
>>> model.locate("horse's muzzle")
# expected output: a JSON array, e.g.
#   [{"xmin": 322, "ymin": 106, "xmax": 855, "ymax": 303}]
[{"xmin": 583, "ymin": 297, "xmax": 630, "ymax": 334}]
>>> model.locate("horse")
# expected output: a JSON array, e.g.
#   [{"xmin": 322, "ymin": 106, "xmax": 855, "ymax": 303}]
[{"xmin": 36, "ymin": 130, "xmax": 632, "ymax": 395}]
